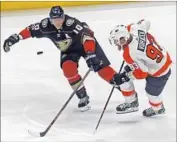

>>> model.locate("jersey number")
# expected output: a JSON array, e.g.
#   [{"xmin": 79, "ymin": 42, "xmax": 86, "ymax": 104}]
[
  {"xmin": 31, "ymin": 24, "xmax": 39, "ymax": 31},
  {"xmin": 73, "ymin": 24, "xmax": 83, "ymax": 34},
  {"xmin": 146, "ymin": 33, "xmax": 163, "ymax": 63}
]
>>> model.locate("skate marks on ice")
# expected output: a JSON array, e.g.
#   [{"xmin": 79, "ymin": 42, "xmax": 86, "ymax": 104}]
[
  {"xmin": 22, "ymin": 93, "xmax": 126, "ymax": 141},
  {"xmin": 2, "ymin": 69, "xmax": 176, "ymax": 142},
  {"xmin": 22, "ymin": 92, "xmax": 108, "ymax": 141},
  {"xmin": 2, "ymin": 82, "xmax": 176, "ymax": 142},
  {"xmin": 21, "ymin": 94, "xmax": 174, "ymax": 142}
]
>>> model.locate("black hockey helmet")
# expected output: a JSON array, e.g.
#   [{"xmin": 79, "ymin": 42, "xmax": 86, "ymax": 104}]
[{"xmin": 49, "ymin": 6, "xmax": 64, "ymax": 19}]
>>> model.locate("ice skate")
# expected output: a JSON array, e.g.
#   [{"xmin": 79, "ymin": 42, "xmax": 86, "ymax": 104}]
[
  {"xmin": 76, "ymin": 87, "xmax": 91, "ymax": 112},
  {"xmin": 143, "ymin": 103, "xmax": 165, "ymax": 117},
  {"xmin": 78, "ymin": 95, "xmax": 91, "ymax": 112},
  {"xmin": 116, "ymin": 93, "xmax": 139, "ymax": 114}
]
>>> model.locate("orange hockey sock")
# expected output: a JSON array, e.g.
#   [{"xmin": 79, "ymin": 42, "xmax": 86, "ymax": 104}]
[{"xmin": 62, "ymin": 60, "xmax": 82, "ymax": 90}]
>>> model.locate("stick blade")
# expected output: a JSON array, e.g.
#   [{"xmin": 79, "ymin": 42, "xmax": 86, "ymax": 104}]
[
  {"xmin": 93, "ymin": 129, "xmax": 97, "ymax": 135},
  {"xmin": 28, "ymin": 129, "xmax": 41, "ymax": 137}
]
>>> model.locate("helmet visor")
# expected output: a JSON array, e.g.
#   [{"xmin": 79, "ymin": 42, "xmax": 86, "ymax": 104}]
[{"xmin": 50, "ymin": 13, "xmax": 65, "ymax": 19}]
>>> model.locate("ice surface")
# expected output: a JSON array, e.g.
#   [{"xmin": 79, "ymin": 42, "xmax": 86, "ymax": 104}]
[{"xmin": 1, "ymin": 2, "xmax": 176, "ymax": 142}]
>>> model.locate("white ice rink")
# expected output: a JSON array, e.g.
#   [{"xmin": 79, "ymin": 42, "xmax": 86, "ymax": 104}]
[{"xmin": 1, "ymin": 2, "xmax": 176, "ymax": 142}]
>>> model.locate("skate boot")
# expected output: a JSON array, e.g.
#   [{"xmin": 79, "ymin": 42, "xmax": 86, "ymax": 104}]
[
  {"xmin": 76, "ymin": 87, "xmax": 91, "ymax": 112},
  {"xmin": 143, "ymin": 103, "xmax": 165, "ymax": 117},
  {"xmin": 116, "ymin": 93, "xmax": 139, "ymax": 114}
]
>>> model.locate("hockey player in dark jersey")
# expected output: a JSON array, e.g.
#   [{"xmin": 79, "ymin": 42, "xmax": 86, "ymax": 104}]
[{"xmin": 3, "ymin": 6, "xmax": 130, "ymax": 112}]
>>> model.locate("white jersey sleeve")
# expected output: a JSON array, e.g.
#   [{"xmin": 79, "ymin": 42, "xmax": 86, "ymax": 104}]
[
  {"xmin": 130, "ymin": 19, "xmax": 150, "ymax": 33},
  {"xmin": 136, "ymin": 19, "xmax": 150, "ymax": 32}
]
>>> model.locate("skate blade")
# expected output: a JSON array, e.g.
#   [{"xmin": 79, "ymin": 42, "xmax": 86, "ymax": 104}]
[
  {"xmin": 79, "ymin": 105, "xmax": 91, "ymax": 112},
  {"xmin": 116, "ymin": 107, "xmax": 139, "ymax": 114}
]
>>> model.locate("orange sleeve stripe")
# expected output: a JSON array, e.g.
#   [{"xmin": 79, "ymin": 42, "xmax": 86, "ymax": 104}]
[
  {"xmin": 19, "ymin": 28, "xmax": 31, "ymax": 39},
  {"xmin": 152, "ymin": 53, "xmax": 172, "ymax": 77},
  {"xmin": 123, "ymin": 46, "xmax": 148, "ymax": 79},
  {"xmin": 121, "ymin": 90, "xmax": 135, "ymax": 96},
  {"xmin": 123, "ymin": 47, "xmax": 134, "ymax": 64},
  {"xmin": 83, "ymin": 40, "xmax": 95, "ymax": 53},
  {"xmin": 149, "ymin": 101, "xmax": 162, "ymax": 107}
]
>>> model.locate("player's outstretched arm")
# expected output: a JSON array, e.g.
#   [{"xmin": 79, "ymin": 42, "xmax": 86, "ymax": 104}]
[
  {"xmin": 3, "ymin": 27, "xmax": 32, "ymax": 53},
  {"xmin": 127, "ymin": 19, "xmax": 150, "ymax": 33},
  {"xmin": 3, "ymin": 20, "xmax": 44, "ymax": 53},
  {"xmin": 137, "ymin": 19, "xmax": 151, "ymax": 32}
]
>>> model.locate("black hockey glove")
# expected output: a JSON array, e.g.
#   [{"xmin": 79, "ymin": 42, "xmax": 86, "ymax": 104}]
[
  {"xmin": 85, "ymin": 52, "xmax": 103, "ymax": 72},
  {"xmin": 3, "ymin": 34, "xmax": 20, "ymax": 52},
  {"xmin": 124, "ymin": 65, "xmax": 132, "ymax": 73},
  {"xmin": 111, "ymin": 72, "xmax": 130, "ymax": 86}
]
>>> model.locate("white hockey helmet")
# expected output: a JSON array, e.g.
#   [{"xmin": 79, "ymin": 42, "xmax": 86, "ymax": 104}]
[{"xmin": 109, "ymin": 25, "xmax": 130, "ymax": 50}]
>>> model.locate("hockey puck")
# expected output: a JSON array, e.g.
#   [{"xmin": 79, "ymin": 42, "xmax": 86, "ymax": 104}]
[{"xmin": 37, "ymin": 51, "xmax": 43, "ymax": 55}]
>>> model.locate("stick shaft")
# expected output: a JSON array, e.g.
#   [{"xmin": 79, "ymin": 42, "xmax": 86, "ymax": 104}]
[
  {"xmin": 94, "ymin": 61, "xmax": 125, "ymax": 131},
  {"xmin": 40, "ymin": 68, "xmax": 92, "ymax": 137}
]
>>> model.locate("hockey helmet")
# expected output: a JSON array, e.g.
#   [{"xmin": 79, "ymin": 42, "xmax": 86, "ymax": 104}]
[
  {"xmin": 49, "ymin": 6, "xmax": 65, "ymax": 19},
  {"xmin": 109, "ymin": 25, "xmax": 130, "ymax": 50}
]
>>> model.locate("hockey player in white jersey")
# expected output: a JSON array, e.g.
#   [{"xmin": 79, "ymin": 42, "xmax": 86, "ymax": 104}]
[{"xmin": 109, "ymin": 19, "xmax": 172, "ymax": 117}]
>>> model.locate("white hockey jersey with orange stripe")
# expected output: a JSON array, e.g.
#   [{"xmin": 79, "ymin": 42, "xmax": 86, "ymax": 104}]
[{"xmin": 123, "ymin": 19, "xmax": 172, "ymax": 79}]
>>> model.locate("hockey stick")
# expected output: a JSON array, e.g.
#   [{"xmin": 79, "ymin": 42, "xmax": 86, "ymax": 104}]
[
  {"xmin": 28, "ymin": 68, "xmax": 92, "ymax": 137},
  {"xmin": 94, "ymin": 61, "xmax": 125, "ymax": 133}
]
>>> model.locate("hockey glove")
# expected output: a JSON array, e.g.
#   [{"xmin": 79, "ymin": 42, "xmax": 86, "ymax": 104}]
[
  {"xmin": 124, "ymin": 65, "xmax": 132, "ymax": 73},
  {"xmin": 85, "ymin": 52, "xmax": 103, "ymax": 72},
  {"xmin": 111, "ymin": 72, "xmax": 130, "ymax": 86},
  {"xmin": 3, "ymin": 34, "xmax": 20, "ymax": 52}
]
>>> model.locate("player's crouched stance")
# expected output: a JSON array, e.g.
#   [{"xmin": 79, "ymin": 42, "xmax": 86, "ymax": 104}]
[
  {"xmin": 3, "ymin": 6, "xmax": 127, "ymax": 112},
  {"xmin": 109, "ymin": 19, "xmax": 172, "ymax": 117}
]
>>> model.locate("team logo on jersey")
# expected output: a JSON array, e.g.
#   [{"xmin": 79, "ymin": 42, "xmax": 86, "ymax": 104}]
[
  {"xmin": 31, "ymin": 24, "xmax": 40, "ymax": 31},
  {"xmin": 66, "ymin": 19, "xmax": 74, "ymax": 26},
  {"xmin": 56, "ymin": 34, "xmax": 72, "ymax": 52},
  {"xmin": 42, "ymin": 19, "xmax": 48, "ymax": 28},
  {"xmin": 137, "ymin": 30, "xmax": 146, "ymax": 52},
  {"xmin": 56, "ymin": 39, "xmax": 72, "ymax": 52}
]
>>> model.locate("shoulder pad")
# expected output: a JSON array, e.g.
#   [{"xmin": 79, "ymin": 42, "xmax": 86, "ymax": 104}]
[
  {"xmin": 65, "ymin": 18, "xmax": 75, "ymax": 27},
  {"xmin": 40, "ymin": 18, "xmax": 50, "ymax": 28},
  {"xmin": 64, "ymin": 15, "xmax": 76, "ymax": 27},
  {"xmin": 39, "ymin": 18, "xmax": 56, "ymax": 33}
]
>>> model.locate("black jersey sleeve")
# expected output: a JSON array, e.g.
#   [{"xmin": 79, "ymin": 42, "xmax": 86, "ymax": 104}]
[
  {"xmin": 64, "ymin": 15, "xmax": 95, "ymax": 44},
  {"xmin": 80, "ymin": 22, "xmax": 95, "ymax": 44},
  {"xmin": 27, "ymin": 18, "xmax": 55, "ymax": 38},
  {"xmin": 27, "ymin": 22, "xmax": 43, "ymax": 38}
]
